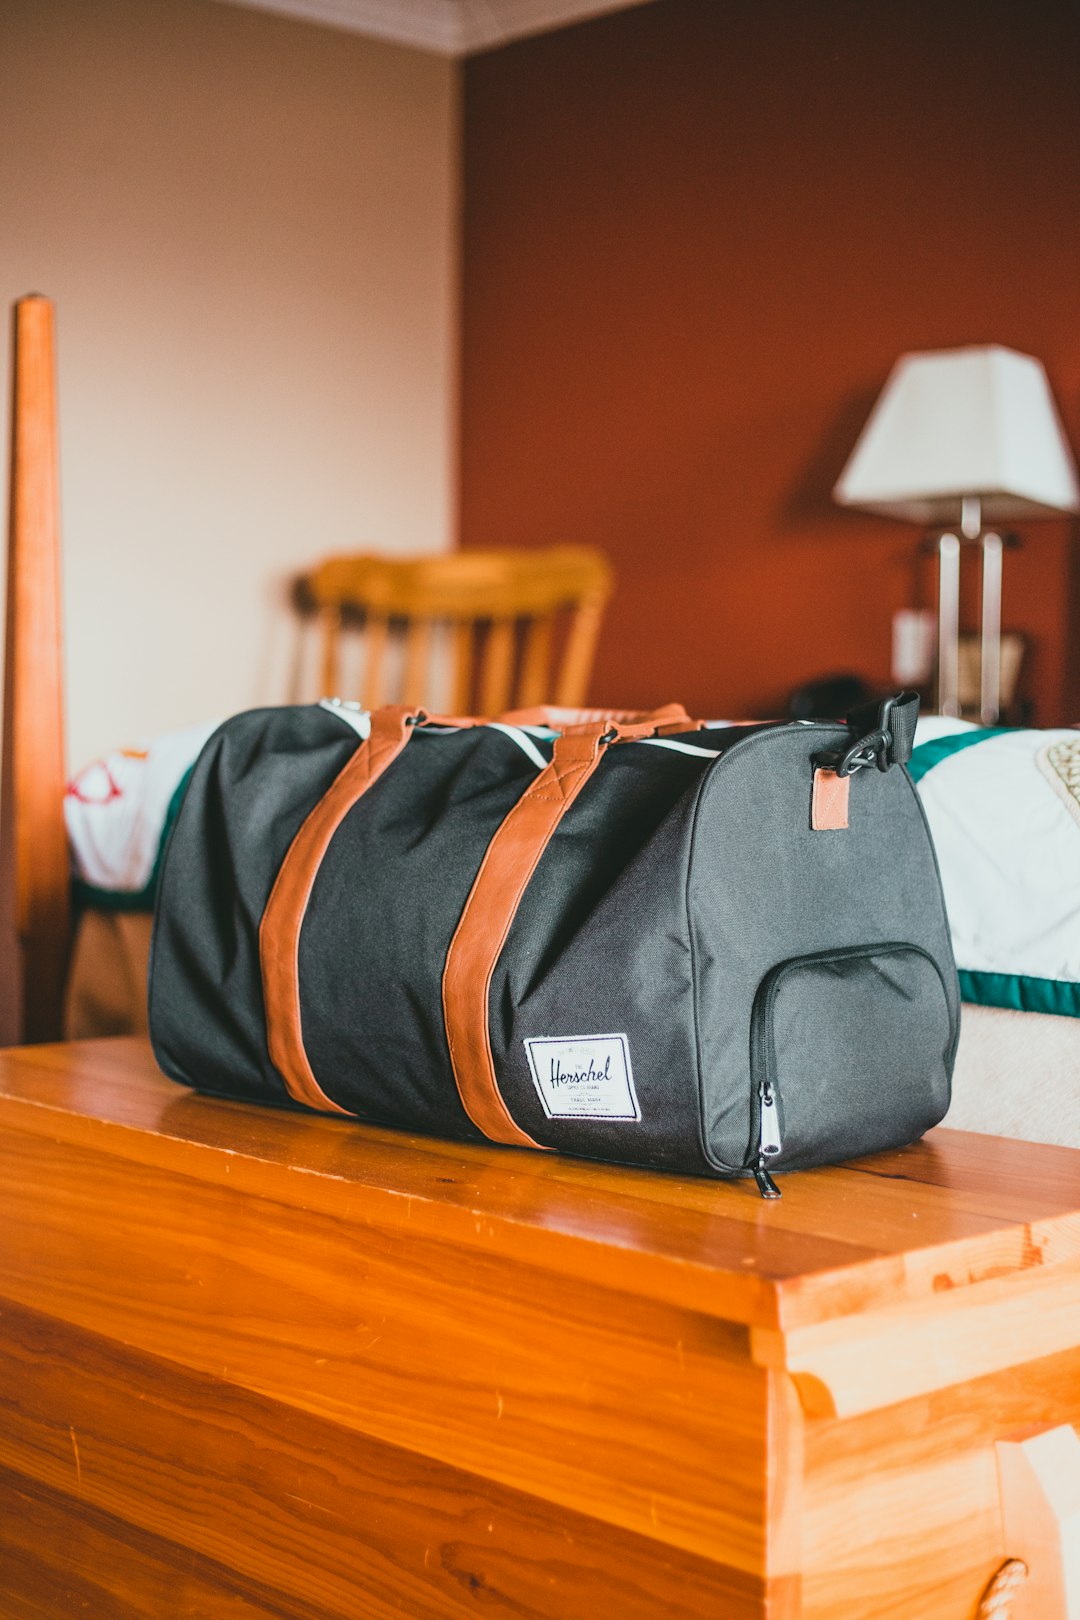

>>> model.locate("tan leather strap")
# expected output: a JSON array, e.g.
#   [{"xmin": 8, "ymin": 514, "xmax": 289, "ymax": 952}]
[
  {"xmin": 500, "ymin": 701, "xmax": 699, "ymax": 734},
  {"xmin": 260, "ymin": 706, "xmax": 465, "ymax": 1112},
  {"xmin": 441, "ymin": 716, "xmax": 667, "ymax": 1149}
]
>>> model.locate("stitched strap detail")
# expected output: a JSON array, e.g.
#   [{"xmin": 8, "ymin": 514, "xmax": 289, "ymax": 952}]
[
  {"xmin": 500, "ymin": 701, "xmax": 698, "ymax": 733},
  {"xmin": 259, "ymin": 706, "xmax": 454, "ymax": 1112},
  {"xmin": 440, "ymin": 714, "xmax": 686, "ymax": 1149}
]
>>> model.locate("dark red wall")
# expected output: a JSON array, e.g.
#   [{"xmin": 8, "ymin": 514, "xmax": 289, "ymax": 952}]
[{"xmin": 460, "ymin": 0, "xmax": 1080, "ymax": 721}]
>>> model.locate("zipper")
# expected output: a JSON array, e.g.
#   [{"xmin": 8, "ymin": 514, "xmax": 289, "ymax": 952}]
[
  {"xmin": 758, "ymin": 1078, "xmax": 782, "ymax": 1154},
  {"xmin": 751, "ymin": 1079, "xmax": 783, "ymax": 1198}
]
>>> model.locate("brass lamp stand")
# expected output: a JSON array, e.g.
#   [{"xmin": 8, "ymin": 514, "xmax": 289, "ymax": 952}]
[{"xmin": 932, "ymin": 497, "xmax": 1012, "ymax": 724}]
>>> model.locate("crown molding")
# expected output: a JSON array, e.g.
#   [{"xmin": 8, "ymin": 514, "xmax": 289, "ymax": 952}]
[
  {"xmin": 459, "ymin": 0, "xmax": 657, "ymax": 52},
  {"xmin": 215, "ymin": 0, "xmax": 657, "ymax": 56}
]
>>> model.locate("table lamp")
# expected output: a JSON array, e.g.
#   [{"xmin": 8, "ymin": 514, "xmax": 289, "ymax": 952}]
[{"xmin": 834, "ymin": 345, "xmax": 1080, "ymax": 722}]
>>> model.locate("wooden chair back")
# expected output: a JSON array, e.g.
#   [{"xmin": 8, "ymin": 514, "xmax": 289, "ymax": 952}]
[{"xmin": 303, "ymin": 547, "xmax": 614, "ymax": 714}]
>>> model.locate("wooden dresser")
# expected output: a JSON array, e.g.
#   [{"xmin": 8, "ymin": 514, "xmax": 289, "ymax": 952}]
[{"xmin": 0, "ymin": 1038, "xmax": 1077, "ymax": 1618}]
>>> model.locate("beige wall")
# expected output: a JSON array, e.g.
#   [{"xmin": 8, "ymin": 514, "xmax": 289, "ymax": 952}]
[{"xmin": 1, "ymin": 0, "xmax": 458, "ymax": 767}]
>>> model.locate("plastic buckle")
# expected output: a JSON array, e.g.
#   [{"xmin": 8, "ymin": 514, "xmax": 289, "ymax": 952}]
[
  {"xmin": 815, "ymin": 691, "xmax": 917, "ymax": 777},
  {"xmin": 836, "ymin": 726, "xmax": 892, "ymax": 777},
  {"xmin": 836, "ymin": 695, "xmax": 908, "ymax": 776}
]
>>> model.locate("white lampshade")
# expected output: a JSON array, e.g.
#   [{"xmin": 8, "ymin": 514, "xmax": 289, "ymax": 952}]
[{"xmin": 834, "ymin": 345, "xmax": 1080, "ymax": 526}]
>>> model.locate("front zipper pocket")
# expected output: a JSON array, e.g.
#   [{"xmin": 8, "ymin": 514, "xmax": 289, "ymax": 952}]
[{"xmin": 748, "ymin": 942, "xmax": 953, "ymax": 1180}]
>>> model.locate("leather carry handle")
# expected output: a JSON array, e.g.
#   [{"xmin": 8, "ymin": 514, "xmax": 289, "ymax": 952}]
[
  {"xmin": 260, "ymin": 705, "xmax": 477, "ymax": 1113},
  {"xmin": 441, "ymin": 714, "xmax": 682, "ymax": 1149},
  {"xmin": 499, "ymin": 701, "xmax": 701, "ymax": 735}
]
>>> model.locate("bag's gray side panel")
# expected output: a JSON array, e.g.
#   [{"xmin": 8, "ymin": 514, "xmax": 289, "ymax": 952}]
[{"xmin": 688, "ymin": 725, "xmax": 959, "ymax": 1171}]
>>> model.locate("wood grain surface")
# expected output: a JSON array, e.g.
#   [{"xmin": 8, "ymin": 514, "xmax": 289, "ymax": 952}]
[{"xmin": 1, "ymin": 1037, "xmax": 1079, "ymax": 1617}]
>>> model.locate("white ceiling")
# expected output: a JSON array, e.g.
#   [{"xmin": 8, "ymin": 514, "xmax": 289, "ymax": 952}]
[{"xmin": 216, "ymin": 0, "xmax": 658, "ymax": 55}]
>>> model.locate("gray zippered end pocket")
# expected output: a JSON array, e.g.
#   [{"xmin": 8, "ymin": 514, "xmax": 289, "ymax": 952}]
[{"xmin": 747, "ymin": 943, "xmax": 953, "ymax": 1178}]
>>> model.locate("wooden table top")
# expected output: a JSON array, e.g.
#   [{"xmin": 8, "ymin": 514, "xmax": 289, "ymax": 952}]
[{"xmin": 2, "ymin": 1036, "xmax": 1079, "ymax": 1341}]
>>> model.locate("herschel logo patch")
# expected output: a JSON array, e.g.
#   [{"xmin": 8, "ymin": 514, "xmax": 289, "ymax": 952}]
[{"xmin": 523, "ymin": 1033, "xmax": 640, "ymax": 1121}]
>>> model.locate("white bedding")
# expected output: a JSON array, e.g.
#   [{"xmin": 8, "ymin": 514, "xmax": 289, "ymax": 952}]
[
  {"xmin": 912, "ymin": 717, "xmax": 1080, "ymax": 1017},
  {"xmin": 65, "ymin": 719, "xmax": 219, "ymax": 898}
]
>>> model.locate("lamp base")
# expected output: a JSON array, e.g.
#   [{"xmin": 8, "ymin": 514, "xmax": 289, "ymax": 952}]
[{"xmin": 928, "ymin": 529, "xmax": 1017, "ymax": 725}]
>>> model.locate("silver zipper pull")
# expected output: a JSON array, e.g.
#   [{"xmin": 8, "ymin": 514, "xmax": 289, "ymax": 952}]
[{"xmin": 758, "ymin": 1082, "xmax": 782, "ymax": 1158}]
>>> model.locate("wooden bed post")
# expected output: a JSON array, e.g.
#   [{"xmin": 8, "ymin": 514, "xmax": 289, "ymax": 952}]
[{"xmin": 1, "ymin": 295, "xmax": 70, "ymax": 1043}]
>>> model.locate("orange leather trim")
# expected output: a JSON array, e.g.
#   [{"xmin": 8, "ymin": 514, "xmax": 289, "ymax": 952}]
[
  {"xmin": 500, "ymin": 701, "xmax": 695, "ymax": 730},
  {"xmin": 811, "ymin": 768, "xmax": 850, "ymax": 831},
  {"xmin": 259, "ymin": 707, "xmax": 469, "ymax": 1113},
  {"xmin": 442, "ymin": 719, "xmax": 648, "ymax": 1150}
]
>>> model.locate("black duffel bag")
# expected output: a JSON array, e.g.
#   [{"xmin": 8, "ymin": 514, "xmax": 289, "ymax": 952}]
[{"xmin": 148, "ymin": 692, "xmax": 959, "ymax": 1197}]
